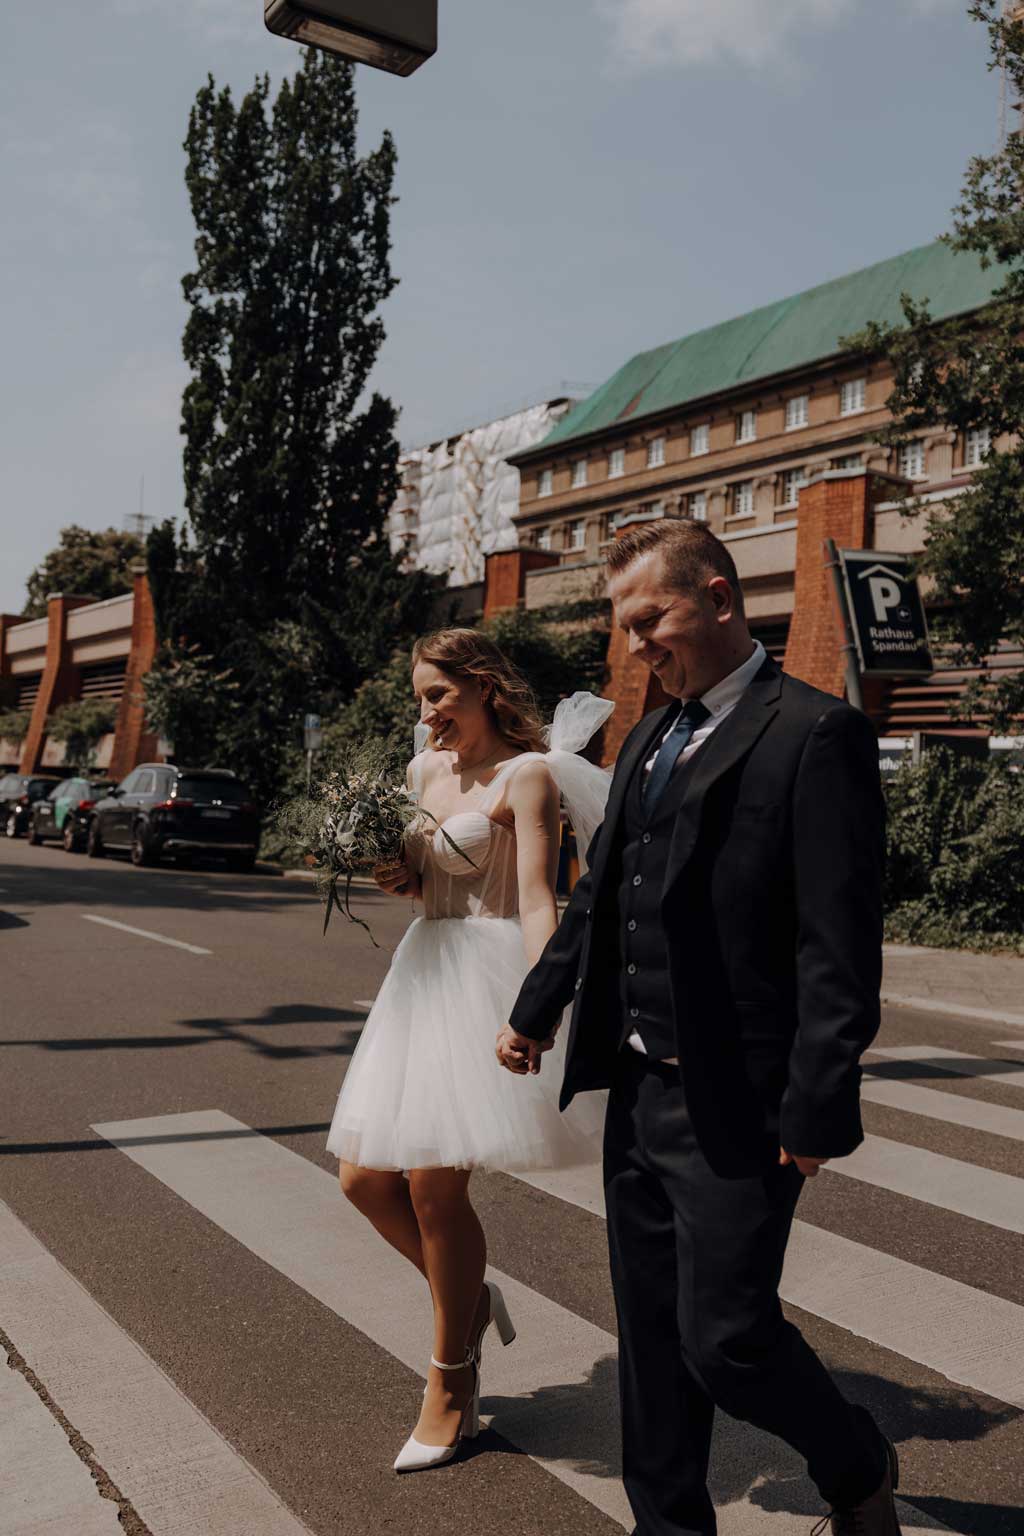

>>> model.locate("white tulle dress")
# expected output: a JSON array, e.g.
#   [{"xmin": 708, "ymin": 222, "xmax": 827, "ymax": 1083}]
[{"xmin": 325, "ymin": 693, "xmax": 615, "ymax": 1173}]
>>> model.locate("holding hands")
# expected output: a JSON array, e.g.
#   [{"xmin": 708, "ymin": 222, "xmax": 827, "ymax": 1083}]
[{"xmin": 496, "ymin": 1023, "xmax": 555, "ymax": 1076}]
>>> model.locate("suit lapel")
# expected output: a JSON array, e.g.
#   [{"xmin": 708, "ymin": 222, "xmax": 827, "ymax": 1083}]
[
  {"xmin": 589, "ymin": 705, "xmax": 673, "ymax": 891},
  {"xmin": 661, "ymin": 660, "xmax": 784, "ymax": 900}
]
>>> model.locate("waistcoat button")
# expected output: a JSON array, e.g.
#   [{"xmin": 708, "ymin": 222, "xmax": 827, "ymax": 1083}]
[{"xmin": 633, "ymin": 875, "xmax": 642, "ymax": 887}]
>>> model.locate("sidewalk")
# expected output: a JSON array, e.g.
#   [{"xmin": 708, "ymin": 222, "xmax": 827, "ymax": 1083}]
[{"xmin": 882, "ymin": 943, "xmax": 1024, "ymax": 1028}]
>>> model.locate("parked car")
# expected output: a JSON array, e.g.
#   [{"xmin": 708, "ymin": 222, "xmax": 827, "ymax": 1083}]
[
  {"xmin": 0, "ymin": 773, "xmax": 63, "ymax": 838},
  {"xmin": 86, "ymin": 764, "xmax": 261, "ymax": 870},
  {"xmin": 29, "ymin": 777, "xmax": 109, "ymax": 852}
]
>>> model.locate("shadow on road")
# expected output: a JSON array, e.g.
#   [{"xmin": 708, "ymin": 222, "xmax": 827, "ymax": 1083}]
[
  {"xmin": 0, "ymin": 1120, "xmax": 334, "ymax": 1156},
  {"xmin": 0, "ymin": 1002, "xmax": 368, "ymax": 1061}
]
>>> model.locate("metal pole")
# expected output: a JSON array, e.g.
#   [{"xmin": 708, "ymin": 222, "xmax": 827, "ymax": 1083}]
[{"xmin": 823, "ymin": 538, "xmax": 865, "ymax": 713}]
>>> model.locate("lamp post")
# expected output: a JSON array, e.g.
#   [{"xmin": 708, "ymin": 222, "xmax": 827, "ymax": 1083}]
[{"xmin": 264, "ymin": 0, "xmax": 437, "ymax": 75}]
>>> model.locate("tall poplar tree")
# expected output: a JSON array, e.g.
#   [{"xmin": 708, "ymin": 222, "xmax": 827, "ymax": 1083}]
[
  {"xmin": 848, "ymin": 2, "xmax": 1024, "ymax": 731},
  {"xmin": 151, "ymin": 48, "xmax": 428, "ymax": 799}
]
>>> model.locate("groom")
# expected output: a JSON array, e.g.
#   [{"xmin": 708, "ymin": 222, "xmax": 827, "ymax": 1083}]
[{"xmin": 497, "ymin": 518, "xmax": 898, "ymax": 1536}]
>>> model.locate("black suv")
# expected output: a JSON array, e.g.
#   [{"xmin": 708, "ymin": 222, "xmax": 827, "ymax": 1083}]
[
  {"xmin": 86, "ymin": 764, "xmax": 261, "ymax": 870},
  {"xmin": 0, "ymin": 774, "xmax": 63, "ymax": 838}
]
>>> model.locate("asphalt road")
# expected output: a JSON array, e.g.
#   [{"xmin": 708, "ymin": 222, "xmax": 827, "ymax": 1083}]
[{"xmin": 1, "ymin": 836, "xmax": 1022, "ymax": 1536}]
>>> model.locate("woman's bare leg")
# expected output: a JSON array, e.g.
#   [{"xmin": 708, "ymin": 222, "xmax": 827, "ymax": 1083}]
[
  {"xmin": 407, "ymin": 1167, "xmax": 486, "ymax": 1447},
  {"xmin": 338, "ymin": 1163, "xmax": 425, "ymax": 1274}
]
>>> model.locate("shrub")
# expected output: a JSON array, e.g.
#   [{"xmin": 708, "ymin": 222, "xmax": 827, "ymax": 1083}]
[
  {"xmin": 884, "ymin": 748, "xmax": 1024, "ymax": 950},
  {"xmin": 46, "ymin": 699, "xmax": 118, "ymax": 768},
  {"xmin": 0, "ymin": 709, "xmax": 30, "ymax": 742}
]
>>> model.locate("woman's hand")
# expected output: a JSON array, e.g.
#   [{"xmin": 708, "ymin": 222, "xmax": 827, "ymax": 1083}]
[{"xmin": 373, "ymin": 857, "xmax": 419, "ymax": 898}]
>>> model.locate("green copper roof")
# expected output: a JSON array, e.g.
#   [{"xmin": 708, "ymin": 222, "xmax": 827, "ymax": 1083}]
[{"xmin": 533, "ymin": 241, "xmax": 1007, "ymax": 454}]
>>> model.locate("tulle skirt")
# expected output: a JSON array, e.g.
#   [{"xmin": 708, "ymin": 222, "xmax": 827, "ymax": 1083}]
[{"xmin": 326, "ymin": 915, "xmax": 606, "ymax": 1172}]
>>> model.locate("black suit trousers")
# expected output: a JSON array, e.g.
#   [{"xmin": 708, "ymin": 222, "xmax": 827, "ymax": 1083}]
[{"xmin": 604, "ymin": 1052, "xmax": 886, "ymax": 1536}]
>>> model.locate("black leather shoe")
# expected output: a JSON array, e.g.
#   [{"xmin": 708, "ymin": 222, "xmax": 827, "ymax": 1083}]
[{"xmin": 811, "ymin": 1438, "xmax": 902, "ymax": 1535}]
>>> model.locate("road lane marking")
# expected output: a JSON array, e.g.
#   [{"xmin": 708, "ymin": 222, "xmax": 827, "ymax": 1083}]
[
  {"xmin": 862, "ymin": 1074, "xmax": 1024, "ymax": 1142},
  {"xmin": 836, "ymin": 1135, "xmax": 1024, "ymax": 1236},
  {"xmin": 0, "ymin": 1344, "xmax": 122, "ymax": 1536},
  {"xmin": 0, "ymin": 1201, "xmax": 313, "ymax": 1536},
  {"xmin": 80, "ymin": 914, "xmax": 211, "ymax": 956},
  {"xmin": 516, "ymin": 1155, "xmax": 1024, "ymax": 1410},
  {"xmin": 868, "ymin": 1045, "xmax": 1024, "ymax": 1091},
  {"xmin": 882, "ymin": 994, "xmax": 1024, "ymax": 1029},
  {"xmin": 352, "ymin": 999, "xmax": 375, "ymax": 1009},
  {"xmin": 94, "ymin": 1112, "xmax": 957, "ymax": 1532}
]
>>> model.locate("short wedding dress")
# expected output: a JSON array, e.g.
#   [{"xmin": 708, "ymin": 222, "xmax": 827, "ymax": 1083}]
[{"xmin": 326, "ymin": 693, "xmax": 614, "ymax": 1172}]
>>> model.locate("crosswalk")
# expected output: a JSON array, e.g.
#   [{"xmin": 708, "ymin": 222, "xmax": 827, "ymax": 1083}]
[{"xmin": 6, "ymin": 1038, "xmax": 1024, "ymax": 1535}]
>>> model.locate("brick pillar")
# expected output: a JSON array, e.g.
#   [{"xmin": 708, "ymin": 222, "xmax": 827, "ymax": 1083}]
[
  {"xmin": 601, "ymin": 511, "xmax": 671, "ymax": 766},
  {"xmin": 108, "ymin": 564, "xmax": 160, "ymax": 781},
  {"xmin": 483, "ymin": 546, "xmax": 560, "ymax": 618},
  {"xmin": 18, "ymin": 595, "xmax": 94, "ymax": 772},
  {"xmin": 782, "ymin": 469, "xmax": 901, "ymax": 698}
]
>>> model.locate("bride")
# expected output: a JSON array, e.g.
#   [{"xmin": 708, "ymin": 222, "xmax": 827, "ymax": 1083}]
[{"xmin": 326, "ymin": 626, "xmax": 613, "ymax": 1473}]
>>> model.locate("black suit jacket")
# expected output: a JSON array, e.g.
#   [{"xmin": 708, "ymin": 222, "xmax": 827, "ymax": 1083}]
[{"xmin": 509, "ymin": 660, "xmax": 885, "ymax": 1173}]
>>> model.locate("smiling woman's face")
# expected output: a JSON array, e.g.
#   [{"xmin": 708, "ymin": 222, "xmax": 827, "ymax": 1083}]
[{"xmin": 412, "ymin": 660, "xmax": 489, "ymax": 752}]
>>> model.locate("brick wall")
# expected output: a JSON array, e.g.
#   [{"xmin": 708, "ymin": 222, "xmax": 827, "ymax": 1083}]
[
  {"xmin": 108, "ymin": 565, "xmax": 159, "ymax": 781},
  {"xmin": 18, "ymin": 594, "xmax": 94, "ymax": 772},
  {"xmin": 483, "ymin": 547, "xmax": 560, "ymax": 619},
  {"xmin": 782, "ymin": 469, "xmax": 901, "ymax": 698}
]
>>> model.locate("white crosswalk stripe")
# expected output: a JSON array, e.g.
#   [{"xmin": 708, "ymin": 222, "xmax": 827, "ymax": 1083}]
[
  {"xmin": 0, "ymin": 1200, "xmax": 313, "ymax": 1536},
  {"xmin": 868, "ymin": 1044, "xmax": 1024, "ymax": 1091},
  {"xmin": 861, "ymin": 1074, "xmax": 1024, "ymax": 1141},
  {"xmin": 92, "ymin": 1110, "xmax": 968, "ymax": 1534}
]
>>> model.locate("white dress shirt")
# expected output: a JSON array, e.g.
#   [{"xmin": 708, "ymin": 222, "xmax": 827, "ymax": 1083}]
[{"xmin": 628, "ymin": 639, "xmax": 767, "ymax": 1061}]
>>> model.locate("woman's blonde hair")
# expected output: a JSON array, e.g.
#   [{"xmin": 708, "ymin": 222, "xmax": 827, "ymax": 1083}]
[{"xmin": 411, "ymin": 628, "xmax": 548, "ymax": 754}]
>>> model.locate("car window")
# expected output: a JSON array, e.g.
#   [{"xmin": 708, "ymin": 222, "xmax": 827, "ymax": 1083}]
[
  {"xmin": 0, "ymin": 776, "xmax": 17, "ymax": 797},
  {"xmin": 28, "ymin": 781, "xmax": 53, "ymax": 799},
  {"xmin": 118, "ymin": 770, "xmax": 141, "ymax": 794},
  {"xmin": 176, "ymin": 777, "xmax": 250, "ymax": 804},
  {"xmin": 133, "ymin": 770, "xmax": 157, "ymax": 795}
]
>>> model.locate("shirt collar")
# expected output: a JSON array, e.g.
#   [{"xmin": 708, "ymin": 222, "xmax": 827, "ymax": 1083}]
[{"xmin": 690, "ymin": 639, "xmax": 766, "ymax": 720}]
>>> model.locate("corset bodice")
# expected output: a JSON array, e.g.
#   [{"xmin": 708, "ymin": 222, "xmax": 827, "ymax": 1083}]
[{"xmin": 405, "ymin": 755, "xmax": 534, "ymax": 920}]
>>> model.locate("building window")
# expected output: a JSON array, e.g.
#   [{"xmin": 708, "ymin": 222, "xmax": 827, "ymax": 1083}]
[
  {"xmin": 647, "ymin": 436, "xmax": 665, "ymax": 468},
  {"xmin": 899, "ymin": 439, "xmax": 925, "ymax": 480},
  {"xmin": 965, "ymin": 427, "xmax": 991, "ymax": 467},
  {"xmin": 840, "ymin": 377, "xmax": 866, "ymax": 416},
  {"xmin": 834, "ymin": 454, "xmax": 862, "ymax": 470},
  {"xmin": 568, "ymin": 519, "xmax": 586, "ymax": 551},
  {"xmin": 785, "ymin": 394, "xmax": 809, "ymax": 431},
  {"xmin": 731, "ymin": 480, "xmax": 754, "ymax": 518},
  {"xmin": 736, "ymin": 410, "xmax": 757, "ymax": 444},
  {"xmin": 690, "ymin": 423, "xmax": 709, "ymax": 456},
  {"xmin": 572, "ymin": 458, "xmax": 587, "ymax": 489},
  {"xmin": 538, "ymin": 526, "xmax": 552, "ymax": 551},
  {"xmin": 608, "ymin": 447, "xmax": 626, "ymax": 478},
  {"xmin": 538, "ymin": 468, "xmax": 553, "ymax": 497},
  {"xmin": 689, "ymin": 490, "xmax": 707, "ymax": 522},
  {"xmin": 781, "ymin": 468, "xmax": 806, "ymax": 507}
]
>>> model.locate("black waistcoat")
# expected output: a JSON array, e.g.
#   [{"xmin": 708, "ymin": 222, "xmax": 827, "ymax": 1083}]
[{"xmin": 615, "ymin": 740, "xmax": 701, "ymax": 1059}]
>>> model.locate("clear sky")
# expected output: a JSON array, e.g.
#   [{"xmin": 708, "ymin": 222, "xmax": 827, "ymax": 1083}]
[{"xmin": 0, "ymin": 0, "xmax": 998, "ymax": 614}]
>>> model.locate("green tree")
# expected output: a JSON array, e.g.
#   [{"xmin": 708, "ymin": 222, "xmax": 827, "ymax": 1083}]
[
  {"xmin": 45, "ymin": 699, "xmax": 118, "ymax": 769},
  {"xmin": 22, "ymin": 526, "xmax": 142, "ymax": 619},
  {"xmin": 152, "ymin": 49, "xmax": 429, "ymax": 802},
  {"xmin": 845, "ymin": 2, "xmax": 1024, "ymax": 732}
]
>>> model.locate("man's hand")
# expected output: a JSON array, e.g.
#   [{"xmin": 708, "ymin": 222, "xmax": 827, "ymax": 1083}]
[
  {"xmin": 496, "ymin": 1023, "xmax": 555, "ymax": 1076},
  {"xmin": 779, "ymin": 1148, "xmax": 831, "ymax": 1178}
]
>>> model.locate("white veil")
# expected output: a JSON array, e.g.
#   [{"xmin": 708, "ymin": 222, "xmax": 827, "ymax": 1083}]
[
  {"xmin": 412, "ymin": 691, "xmax": 615, "ymax": 876},
  {"xmin": 540, "ymin": 692, "xmax": 614, "ymax": 876}
]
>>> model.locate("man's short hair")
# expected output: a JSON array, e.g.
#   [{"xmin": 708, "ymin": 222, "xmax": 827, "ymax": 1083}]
[{"xmin": 605, "ymin": 517, "xmax": 744, "ymax": 613}]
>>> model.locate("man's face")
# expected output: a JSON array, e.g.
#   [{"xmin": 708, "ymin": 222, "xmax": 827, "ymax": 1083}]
[{"xmin": 607, "ymin": 552, "xmax": 728, "ymax": 699}]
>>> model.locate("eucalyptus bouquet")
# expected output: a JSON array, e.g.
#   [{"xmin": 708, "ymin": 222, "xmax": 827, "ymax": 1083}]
[{"xmin": 274, "ymin": 739, "xmax": 475, "ymax": 943}]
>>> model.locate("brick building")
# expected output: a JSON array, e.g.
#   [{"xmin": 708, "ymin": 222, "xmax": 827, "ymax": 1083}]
[{"xmin": 503, "ymin": 240, "xmax": 1018, "ymax": 750}]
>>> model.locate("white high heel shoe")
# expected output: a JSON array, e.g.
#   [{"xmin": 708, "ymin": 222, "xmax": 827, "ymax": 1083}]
[
  {"xmin": 470, "ymin": 1280, "xmax": 517, "ymax": 1364},
  {"xmin": 393, "ymin": 1352, "xmax": 480, "ymax": 1474}
]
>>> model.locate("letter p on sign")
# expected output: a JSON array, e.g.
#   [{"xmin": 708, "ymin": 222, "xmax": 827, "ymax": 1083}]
[{"xmin": 868, "ymin": 576, "xmax": 902, "ymax": 624}]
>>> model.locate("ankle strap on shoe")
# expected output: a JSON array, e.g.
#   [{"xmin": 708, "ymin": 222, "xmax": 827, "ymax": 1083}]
[{"xmin": 430, "ymin": 1351, "xmax": 474, "ymax": 1372}]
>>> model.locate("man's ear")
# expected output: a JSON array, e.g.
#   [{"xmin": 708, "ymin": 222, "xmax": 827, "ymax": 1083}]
[{"xmin": 707, "ymin": 576, "xmax": 734, "ymax": 618}]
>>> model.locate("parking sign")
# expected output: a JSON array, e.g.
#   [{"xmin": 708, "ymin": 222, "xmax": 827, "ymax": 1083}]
[{"xmin": 839, "ymin": 549, "xmax": 933, "ymax": 676}]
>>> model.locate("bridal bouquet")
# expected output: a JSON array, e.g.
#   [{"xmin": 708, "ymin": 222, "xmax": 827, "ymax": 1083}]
[{"xmin": 274, "ymin": 738, "xmax": 475, "ymax": 943}]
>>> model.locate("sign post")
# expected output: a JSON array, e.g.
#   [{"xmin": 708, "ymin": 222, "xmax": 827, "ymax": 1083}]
[
  {"xmin": 303, "ymin": 713, "xmax": 323, "ymax": 793},
  {"xmin": 823, "ymin": 539, "xmax": 865, "ymax": 713}
]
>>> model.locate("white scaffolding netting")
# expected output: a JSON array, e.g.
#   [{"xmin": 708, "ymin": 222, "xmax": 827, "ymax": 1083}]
[{"xmin": 388, "ymin": 400, "xmax": 571, "ymax": 587}]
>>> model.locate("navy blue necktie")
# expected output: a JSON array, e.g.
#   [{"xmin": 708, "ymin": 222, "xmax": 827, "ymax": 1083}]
[{"xmin": 642, "ymin": 699, "xmax": 711, "ymax": 811}]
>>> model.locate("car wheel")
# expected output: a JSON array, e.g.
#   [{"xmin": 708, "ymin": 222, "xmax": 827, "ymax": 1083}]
[
  {"xmin": 86, "ymin": 819, "xmax": 105, "ymax": 858},
  {"xmin": 28, "ymin": 820, "xmax": 42, "ymax": 846},
  {"xmin": 63, "ymin": 822, "xmax": 80, "ymax": 853},
  {"xmin": 130, "ymin": 824, "xmax": 157, "ymax": 867}
]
